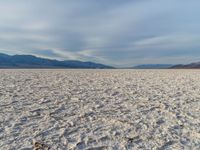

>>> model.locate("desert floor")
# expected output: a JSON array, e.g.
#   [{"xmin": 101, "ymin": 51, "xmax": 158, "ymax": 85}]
[{"xmin": 0, "ymin": 69, "xmax": 200, "ymax": 150}]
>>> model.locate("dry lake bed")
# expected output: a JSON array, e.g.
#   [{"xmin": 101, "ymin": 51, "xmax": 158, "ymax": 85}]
[{"xmin": 0, "ymin": 69, "xmax": 200, "ymax": 150}]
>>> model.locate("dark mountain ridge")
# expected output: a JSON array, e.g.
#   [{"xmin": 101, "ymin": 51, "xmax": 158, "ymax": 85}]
[
  {"xmin": 0, "ymin": 53, "xmax": 114, "ymax": 69},
  {"xmin": 171, "ymin": 62, "xmax": 200, "ymax": 69}
]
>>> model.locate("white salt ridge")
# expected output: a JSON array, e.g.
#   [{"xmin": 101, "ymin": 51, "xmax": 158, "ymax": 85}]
[{"xmin": 0, "ymin": 69, "xmax": 200, "ymax": 149}]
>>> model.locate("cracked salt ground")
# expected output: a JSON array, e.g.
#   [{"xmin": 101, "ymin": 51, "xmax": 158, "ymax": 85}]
[{"xmin": 0, "ymin": 69, "xmax": 200, "ymax": 149}]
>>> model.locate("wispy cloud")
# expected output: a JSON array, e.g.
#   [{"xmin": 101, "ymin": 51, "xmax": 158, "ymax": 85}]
[{"xmin": 0, "ymin": 0, "xmax": 200, "ymax": 67}]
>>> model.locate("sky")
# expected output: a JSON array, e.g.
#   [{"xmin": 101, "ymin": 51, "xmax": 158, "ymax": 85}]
[{"xmin": 0, "ymin": 0, "xmax": 200, "ymax": 67}]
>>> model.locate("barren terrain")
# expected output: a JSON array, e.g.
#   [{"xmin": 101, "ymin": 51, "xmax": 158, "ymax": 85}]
[{"xmin": 0, "ymin": 69, "xmax": 200, "ymax": 150}]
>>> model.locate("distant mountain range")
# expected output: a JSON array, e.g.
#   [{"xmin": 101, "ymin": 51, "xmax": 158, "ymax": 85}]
[
  {"xmin": 170, "ymin": 62, "xmax": 200, "ymax": 69},
  {"xmin": 1, "ymin": 53, "xmax": 200, "ymax": 69},
  {"xmin": 134, "ymin": 62, "xmax": 200, "ymax": 69},
  {"xmin": 133, "ymin": 64, "xmax": 173, "ymax": 69},
  {"xmin": 0, "ymin": 53, "xmax": 114, "ymax": 69}
]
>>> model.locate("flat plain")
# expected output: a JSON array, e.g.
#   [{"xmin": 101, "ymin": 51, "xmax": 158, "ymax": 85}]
[{"xmin": 0, "ymin": 69, "xmax": 200, "ymax": 150}]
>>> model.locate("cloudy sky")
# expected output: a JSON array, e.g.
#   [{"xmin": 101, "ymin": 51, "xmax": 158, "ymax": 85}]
[{"xmin": 0, "ymin": 0, "xmax": 200, "ymax": 67}]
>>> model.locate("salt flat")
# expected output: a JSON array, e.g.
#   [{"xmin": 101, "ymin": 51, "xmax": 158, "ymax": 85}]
[{"xmin": 0, "ymin": 69, "xmax": 200, "ymax": 150}]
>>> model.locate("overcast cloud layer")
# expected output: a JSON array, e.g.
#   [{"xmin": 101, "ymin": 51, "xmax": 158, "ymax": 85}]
[{"xmin": 0, "ymin": 0, "xmax": 200, "ymax": 67}]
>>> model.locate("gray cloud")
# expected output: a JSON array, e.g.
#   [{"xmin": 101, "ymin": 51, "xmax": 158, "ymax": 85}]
[{"xmin": 0, "ymin": 0, "xmax": 200, "ymax": 67}]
